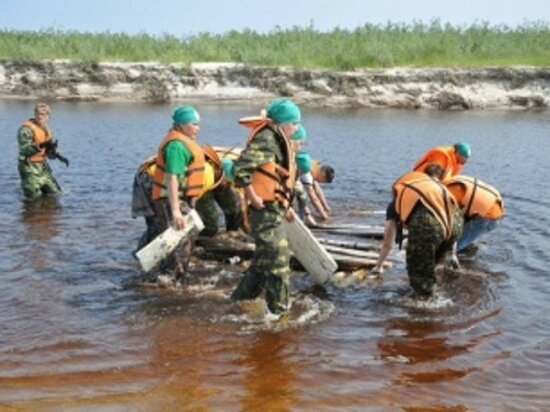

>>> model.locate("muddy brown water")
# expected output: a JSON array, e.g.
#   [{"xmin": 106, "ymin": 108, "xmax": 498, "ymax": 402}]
[{"xmin": 1, "ymin": 101, "xmax": 549, "ymax": 410}]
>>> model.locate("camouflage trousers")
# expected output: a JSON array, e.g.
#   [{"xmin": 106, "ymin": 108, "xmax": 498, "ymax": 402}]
[
  {"xmin": 18, "ymin": 161, "xmax": 60, "ymax": 200},
  {"xmin": 195, "ymin": 183, "xmax": 244, "ymax": 237},
  {"xmin": 406, "ymin": 204, "xmax": 463, "ymax": 297},
  {"xmin": 230, "ymin": 202, "xmax": 290, "ymax": 314}
]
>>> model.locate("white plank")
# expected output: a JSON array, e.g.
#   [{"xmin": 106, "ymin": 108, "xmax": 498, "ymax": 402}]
[
  {"xmin": 136, "ymin": 209, "xmax": 205, "ymax": 273},
  {"xmin": 283, "ymin": 216, "xmax": 338, "ymax": 284}
]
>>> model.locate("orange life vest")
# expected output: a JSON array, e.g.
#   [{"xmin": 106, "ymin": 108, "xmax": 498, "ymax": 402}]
[
  {"xmin": 413, "ymin": 146, "xmax": 462, "ymax": 182},
  {"xmin": 22, "ymin": 120, "xmax": 51, "ymax": 162},
  {"xmin": 239, "ymin": 116, "xmax": 296, "ymax": 208},
  {"xmin": 393, "ymin": 171, "xmax": 458, "ymax": 239},
  {"xmin": 446, "ymin": 176, "xmax": 504, "ymax": 219},
  {"xmin": 151, "ymin": 129, "xmax": 205, "ymax": 201}
]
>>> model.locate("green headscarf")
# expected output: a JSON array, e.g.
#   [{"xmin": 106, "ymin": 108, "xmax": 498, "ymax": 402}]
[
  {"xmin": 291, "ymin": 124, "xmax": 307, "ymax": 141},
  {"xmin": 454, "ymin": 142, "xmax": 471, "ymax": 158},
  {"xmin": 295, "ymin": 150, "xmax": 312, "ymax": 174},
  {"xmin": 266, "ymin": 98, "xmax": 301, "ymax": 124},
  {"xmin": 172, "ymin": 106, "xmax": 200, "ymax": 125}
]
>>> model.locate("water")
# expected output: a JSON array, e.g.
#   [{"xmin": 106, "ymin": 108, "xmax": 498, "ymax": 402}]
[{"xmin": 1, "ymin": 100, "xmax": 549, "ymax": 410}]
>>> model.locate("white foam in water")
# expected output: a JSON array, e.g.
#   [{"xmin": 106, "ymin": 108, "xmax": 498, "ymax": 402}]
[
  {"xmin": 391, "ymin": 291, "xmax": 454, "ymax": 310},
  {"xmin": 216, "ymin": 294, "xmax": 335, "ymax": 331}
]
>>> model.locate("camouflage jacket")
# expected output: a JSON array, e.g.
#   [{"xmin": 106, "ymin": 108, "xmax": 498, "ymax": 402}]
[{"xmin": 233, "ymin": 127, "xmax": 285, "ymax": 188}]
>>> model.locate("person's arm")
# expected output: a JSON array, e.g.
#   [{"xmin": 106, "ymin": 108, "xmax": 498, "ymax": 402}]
[
  {"xmin": 305, "ymin": 184, "xmax": 328, "ymax": 220},
  {"xmin": 372, "ymin": 219, "xmax": 396, "ymax": 274},
  {"xmin": 163, "ymin": 140, "xmax": 192, "ymax": 229},
  {"xmin": 17, "ymin": 126, "xmax": 41, "ymax": 159},
  {"xmin": 167, "ymin": 173, "xmax": 186, "ymax": 230},
  {"xmin": 244, "ymin": 184, "xmax": 264, "ymax": 209},
  {"xmin": 313, "ymin": 181, "xmax": 330, "ymax": 213}
]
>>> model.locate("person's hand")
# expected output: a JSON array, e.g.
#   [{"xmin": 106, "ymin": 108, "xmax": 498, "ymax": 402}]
[
  {"xmin": 285, "ymin": 208, "xmax": 295, "ymax": 222},
  {"xmin": 305, "ymin": 214, "xmax": 317, "ymax": 227},
  {"xmin": 371, "ymin": 266, "xmax": 384, "ymax": 276},
  {"xmin": 445, "ymin": 254, "xmax": 461, "ymax": 271},
  {"xmin": 248, "ymin": 193, "xmax": 264, "ymax": 210},
  {"xmin": 171, "ymin": 209, "xmax": 186, "ymax": 230}
]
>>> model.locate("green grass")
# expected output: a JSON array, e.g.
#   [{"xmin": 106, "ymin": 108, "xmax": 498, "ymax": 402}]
[{"xmin": 0, "ymin": 21, "xmax": 549, "ymax": 69}]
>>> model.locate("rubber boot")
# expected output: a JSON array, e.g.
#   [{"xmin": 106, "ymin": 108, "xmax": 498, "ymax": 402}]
[
  {"xmin": 265, "ymin": 275, "xmax": 289, "ymax": 315},
  {"xmin": 230, "ymin": 270, "xmax": 265, "ymax": 301}
]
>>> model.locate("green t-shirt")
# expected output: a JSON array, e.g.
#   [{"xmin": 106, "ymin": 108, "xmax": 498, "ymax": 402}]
[{"xmin": 163, "ymin": 140, "xmax": 192, "ymax": 175}]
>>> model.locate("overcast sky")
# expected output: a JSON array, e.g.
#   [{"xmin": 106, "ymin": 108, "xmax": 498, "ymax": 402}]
[{"xmin": 1, "ymin": 0, "xmax": 548, "ymax": 36}]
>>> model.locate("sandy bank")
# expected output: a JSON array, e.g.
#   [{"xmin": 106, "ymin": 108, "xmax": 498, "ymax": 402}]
[{"xmin": 0, "ymin": 60, "xmax": 548, "ymax": 110}]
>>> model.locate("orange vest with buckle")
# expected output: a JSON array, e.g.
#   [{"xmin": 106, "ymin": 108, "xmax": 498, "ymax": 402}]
[
  {"xmin": 413, "ymin": 146, "xmax": 462, "ymax": 182},
  {"xmin": 393, "ymin": 171, "xmax": 458, "ymax": 239},
  {"xmin": 239, "ymin": 116, "xmax": 296, "ymax": 208},
  {"xmin": 446, "ymin": 176, "xmax": 504, "ymax": 219},
  {"xmin": 151, "ymin": 129, "xmax": 205, "ymax": 201},
  {"xmin": 23, "ymin": 120, "xmax": 51, "ymax": 163}
]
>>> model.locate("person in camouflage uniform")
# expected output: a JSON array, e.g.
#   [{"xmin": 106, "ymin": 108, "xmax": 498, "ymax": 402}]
[
  {"xmin": 17, "ymin": 103, "xmax": 62, "ymax": 200},
  {"xmin": 406, "ymin": 202, "xmax": 463, "ymax": 296},
  {"xmin": 393, "ymin": 164, "xmax": 464, "ymax": 298},
  {"xmin": 230, "ymin": 99, "xmax": 301, "ymax": 315}
]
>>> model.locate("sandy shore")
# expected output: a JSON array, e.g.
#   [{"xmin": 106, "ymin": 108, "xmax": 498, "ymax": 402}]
[{"xmin": 0, "ymin": 60, "xmax": 548, "ymax": 110}]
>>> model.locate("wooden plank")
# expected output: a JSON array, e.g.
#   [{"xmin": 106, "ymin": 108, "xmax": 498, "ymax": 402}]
[
  {"xmin": 322, "ymin": 228, "xmax": 385, "ymax": 239},
  {"xmin": 330, "ymin": 253, "xmax": 391, "ymax": 271},
  {"xmin": 136, "ymin": 209, "xmax": 204, "ymax": 273},
  {"xmin": 317, "ymin": 237, "xmax": 379, "ymax": 252},
  {"xmin": 323, "ymin": 244, "xmax": 381, "ymax": 260},
  {"xmin": 283, "ymin": 216, "xmax": 338, "ymax": 284}
]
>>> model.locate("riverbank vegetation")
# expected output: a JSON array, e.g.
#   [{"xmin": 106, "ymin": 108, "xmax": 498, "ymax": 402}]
[{"xmin": 1, "ymin": 21, "xmax": 548, "ymax": 69}]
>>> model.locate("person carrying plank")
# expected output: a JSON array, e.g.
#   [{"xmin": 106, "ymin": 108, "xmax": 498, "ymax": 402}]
[
  {"xmin": 141, "ymin": 106, "xmax": 205, "ymax": 279},
  {"xmin": 230, "ymin": 98, "xmax": 301, "ymax": 316}
]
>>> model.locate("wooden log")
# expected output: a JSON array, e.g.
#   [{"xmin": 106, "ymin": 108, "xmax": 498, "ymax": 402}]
[
  {"xmin": 311, "ymin": 223, "xmax": 385, "ymax": 231},
  {"xmin": 330, "ymin": 253, "xmax": 391, "ymax": 271},
  {"xmin": 323, "ymin": 244, "xmax": 381, "ymax": 260},
  {"xmin": 317, "ymin": 237, "xmax": 379, "ymax": 252},
  {"xmin": 322, "ymin": 228, "xmax": 385, "ymax": 239}
]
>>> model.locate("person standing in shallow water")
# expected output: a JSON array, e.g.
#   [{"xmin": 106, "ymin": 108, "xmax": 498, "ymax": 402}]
[
  {"xmin": 17, "ymin": 103, "xmax": 66, "ymax": 200},
  {"xmin": 390, "ymin": 164, "xmax": 463, "ymax": 298},
  {"xmin": 147, "ymin": 106, "xmax": 205, "ymax": 279},
  {"xmin": 230, "ymin": 98, "xmax": 301, "ymax": 315}
]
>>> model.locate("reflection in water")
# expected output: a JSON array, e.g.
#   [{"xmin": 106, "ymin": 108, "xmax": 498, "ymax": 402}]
[
  {"xmin": 19, "ymin": 196, "xmax": 63, "ymax": 271},
  {"xmin": 20, "ymin": 196, "xmax": 63, "ymax": 240},
  {"xmin": 238, "ymin": 332, "xmax": 299, "ymax": 412}
]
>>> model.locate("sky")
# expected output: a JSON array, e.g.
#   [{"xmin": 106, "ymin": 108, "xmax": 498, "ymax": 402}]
[{"xmin": 1, "ymin": 0, "xmax": 548, "ymax": 36}]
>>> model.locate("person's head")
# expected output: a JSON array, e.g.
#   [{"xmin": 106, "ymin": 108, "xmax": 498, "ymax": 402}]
[
  {"xmin": 424, "ymin": 163, "xmax": 444, "ymax": 180},
  {"xmin": 295, "ymin": 150, "xmax": 312, "ymax": 174},
  {"xmin": 318, "ymin": 165, "xmax": 335, "ymax": 183},
  {"xmin": 172, "ymin": 105, "xmax": 200, "ymax": 139},
  {"xmin": 454, "ymin": 142, "xmax": 471, "ymax": 165},
  {"xmin": 291, "ymin": 124, "xmax": 307, "ymax": 151},
  {"xmin": 34, "ymin": 102, "xmax": 51, "ymax": 126},
  {"xmin": 266, "ymin": 98, "xmax": 301, "ymax": 139}
]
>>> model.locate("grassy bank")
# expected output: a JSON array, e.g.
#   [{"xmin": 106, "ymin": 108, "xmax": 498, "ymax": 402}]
[{"xmin": 1, "ymin": 21, "xmax": 549, "ymax": 69}]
